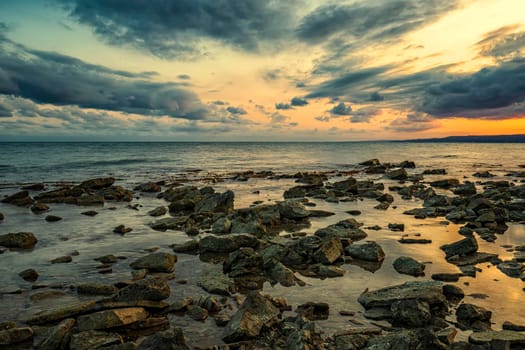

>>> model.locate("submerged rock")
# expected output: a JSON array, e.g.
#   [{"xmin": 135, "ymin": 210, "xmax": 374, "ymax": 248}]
[
  {"xmin": 148, "ymin": 206, "xmax": 167, "ymax": 217},
  {"xmin": 393, "ymin": 256, "xmax": 425, "ymax": 277},
  {"xmin": 198, "ymin": 264, "xmax": 235, "ymax": 296},
  {"xmin": 18, "ymin": 268, "xmax": 39, "ymax": 282},
  {"xmin": 129, "ymin": 252, "xmax": 176, "ymax": 273},
  {"xmin": 77, "ymin": 283, "xmax": 118, "ymax": 296},
  {"xmin": 31, "ymin": 202, "xmax": 49, "ymax": 213},
  {"xmin": 111, "ymin": 278, "xmax": 170, "ymax": 302},
  {"xmin": 386, "ymin": 168, "xmax": 408, "ymax": 180},
  {"xmin": 1, "ymin": 190, "xmax": 33, "ymax": 206},
  {"xmin": 0, "ymin": 232, "xmax": 37, "ymax": 248},
  {"xmin": 135, "ymin": 182, "xmax": 162, "ymax": 193}
]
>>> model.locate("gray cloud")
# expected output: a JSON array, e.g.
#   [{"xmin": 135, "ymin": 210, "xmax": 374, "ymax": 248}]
[
  {"xmin": 178, "ymin": 74, "xmax": 191, "ymax": 80},
  {"xmin": 275, "ymin": 103, "xmax": 292, "ymax": 110},
  {"xmin": 331, "ymin": 102, "xmax": 352, "ymax": 116},
  {"xmin": 290, "ymin": 97, "xmax": 308, "ymax": 106},
  {"xmin": 387, "ymin": 113, "xmax": 438, "ymax": 132},
  {"xmin": 0, "ymin": 36, "xmax": 208, "ymax": 119},
  {"xmin": 58, "ymin": 0, "xmax": 302, "ymax": 59},
  {"xmin": 226, "ymin": 106, "xmax": 247, "ymax": 115},
  {"xmin": 270, "ymin": 112, "xmax": 289, "ymax": 123},
  {"xmin": 476, "ymin": 25, "xmax": 525, "ymax": 60}
]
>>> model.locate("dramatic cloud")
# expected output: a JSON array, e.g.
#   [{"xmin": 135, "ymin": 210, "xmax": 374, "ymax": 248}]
[
  {"xmin": 297, "ymin": 0, "xmax": 458, "ymax": 44},
  {"xmin": 0, "ymin": 37, "xmax": 208, "ymax": 119},
  {"xmin": 58, "ymin": 0, "xmax": 302, "ymax": 58},
  {"xmin": 476, "ymin": 25, "xmax": 525, "ymax": 60},
  {"xmin": 290, "ymin": 97, "xmax": 308, "ymax": 106},
  {"xmin": 331, "ymin": 102, "xmax": 352, "ymax": 116},
  {"xmin": 275, "ymin": 103, "xmax": 292, "ymax": 110},
  {"xmin": 388, "ymin": 113, "xmax": 439, "ymax": 132},
  {"xmin": 226, "ymin": 106, "xmax": 247, "ymax": 115}
]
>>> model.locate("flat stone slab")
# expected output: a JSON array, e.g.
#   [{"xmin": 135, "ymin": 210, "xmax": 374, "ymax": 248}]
[
  {"xmin": 447, "ymin": 252, "xmax": 498, "ymax": 266},
  {"xmin": 24, "ymin": 301, "xmax": 97, "ymax": 325},
  {"xmin": 77, "ymin": 307, "xmax": 149, "ymax": 331},
  {"xmin": 358, "ymin": 281, "xmax": 445, "ymax": 309},
  {"xmin": 469, "ymin": 330, "xmax": 525, "ymax": 344}
]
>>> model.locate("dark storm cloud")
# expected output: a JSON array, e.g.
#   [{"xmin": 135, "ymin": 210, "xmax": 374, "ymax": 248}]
[
  {"xmin": 275, "ymin": 103, "xmax": 292, "ymax": 110},
  {"xmin": 331, "ymin": 102, "xmax": 352, "ymax": 116},
  {"xmin": 420, "ymin": 58, "xmax": 525, "ymax": 118},
  {"xmin": 58, "ymin": 0, "xmax": 302, "ymax": 59},
  {"xmin": 297, "ymin": 0, "xmax": 458, "ymax": 44},
  {"xmin": 476, "ymin": 25, "xmax": 525, "ymax": 60},
  {"xmin": 0, "ymin": 37, "xmax": 208, "ymax": 119},
  {"xmin": 226, "ymin": 106, "xmax": 247, "ymax": 115},
  {"xmin": 290, "ymin": 97, "xmax": 308, "ymax": 106}
]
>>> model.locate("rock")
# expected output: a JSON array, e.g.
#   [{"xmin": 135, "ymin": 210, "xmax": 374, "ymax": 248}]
[
  {"xmin": 386, "ymin": 168, "xmax": 408, "ymax": 180},
  {"xmin": 77, "ymin": 307, "xmax": 149, "ymax": 331},
  {"xmin": 187, "ymin": 305, "xmax": 208, "ymax": 321},
  {"xmin": 366, "ymin": 328, "xmax": 445, "ymax": 349},
  {"xmin": 136, "ymin": 328, "xmax": 190, "ymax": 350},
  {"xmin": 223, "ymin": 247, "xmax": 264, "ymax": 277},
  {"xmin": 436, "ymin": 327, "xmax": 457, "ymax": 345},
  {"xmin": 39, "ymin": 318, "xmax": 75, "ymax": 350},
  {"xmin": 30, "ymin": 290, "xmax": 68, "ymax": 302},
  {"xmin": 148, "ymin": 206, "xmax": 167, "ymax": 217},
  {"xmin": 94, "ymin": 255, "xmax": 119, "ymax": 264},
  {"xmin": 211, "ymin": 217, "xmax": 232, "ymax": 234},
  {"xmin": 333, "ymin": 177, "xmax": 358, "ymax": 193},
  {"xmin": 442, "ymin": 284, "xmax": 465, "ymax": 303},
  {"xmin": 469, "ymin": 330, "xmax": 525, "ymax": 345},
  {"xmin": 45, "ymin": 215, "xmax": 62, "ymax": 222},
  {"xmin": 313, "ymin": 236, "xmax": 343, "ymax": 264},
  {"xmin": 441, "ymin": 236, "xmax": 478, "ymax": 259},
  {"xmin": 314, "ymin": 265, "xmax": 345, "ymax": 278},
  {"xmin": 18, "ymin": 268, "xmax": 39, "ymax": 282},
  {"xmin": 497, "ymin": 261, "xmax": 524, "ymax": 278},
  {"xmin": 171, "ymin": 240, "xmax": 199, "ymax": 254},
  {"xmin": 431, "ymin": 273, "xmax": 462, "ymax": 282},
  {"xmin": 360, "ymin": 159, "xmax": 381, "ymax": 166},
  {"xmin": 0, "ymin": 212, "xmax": 3, "ymax": 221},
  {"xmin": 0, "ymin": 326, "xmax": 33, "ymax": 346},
  {"xmin": 391, "ymin": 299, "xmax": 431, "ymax": 327},
  {"xmin": 284, "ymin": 186, "xmax": 308, "ymax": 199},
  {"xmin": 130, "ymin": 252, "xmax": 176, "ymax": 273},
  {"xmin": 1, "ymin": 190, "xmax": 33, "ymax": 206},
  {"xmin": 199, "ymin": 234, "xmax": 259, "ymax": 253},
  {"xmin": 198, "ymin": 264, "xmax": 235, "ymax": 296},
  {"xmin": 358, "ymin": 281, "xmax": 446, "ymax": 309},
  {"xmin": 456, "ymin": 303, "xmax": 492, "ymax": 330},
  {"xmin": 111, "ymin": 278, "xmax": 170, "ymax": 302},
  {"xmin": 230, "ymin": 218, "xmax": 266, "ymax": 237},
  {"xmin": 267, "ymin": 261, "xmax": 296, "ymax": 287},
  {"xmin": 113, "ymin": 225, "xmax": 133, "ymax": 235},
  {"xmin": 296, "ymin": 302, "xmax": 329, "ymax": 321},
  {"xmin": 393, "ymin": 256, "xmax": 425, "ymax": 276},
  {"xmin": 0, "ymin": 232, "xmax": 37, "ymax": 248},
  {"xmin": 423, "ymin": 168, "xmax": 447, "ymax": 175},
  {"xmin": 195, "ymin": 190, "xmax": 234, "ymax": 214},
  {"xmin": 447, "ymin": 252, "xmax": 498, "ymax": 266},
  {"xmin": 474, "ymin": 171, "xmax": 495, "ymax": 178},
  {"xmin": 79, "ymin": 177, "xmax": 115, "ymax": 190},
  {"xmin": 135, "ymin": 182, "xmax": 161, "ymax": 193},
  {"xmin": 430, "ymin": 178, "xmax": 460, "ymax": 189},
  {"xmin": 24, "ymin": 300, "xmax": 97, "ymax": 325},
  {"xmin": 77, "ymin": 283, "xmax": 118, "ymax": 296},
  {"xmin": 502, "ymin": 321, "xmax": 525, "ymax": 331},
  {"xmin": 223, "ymin": 291, "xmax": 280, "ymax": 343},
  {"xmin": 69, "ymin": 330, "xmax": 123, "ymax": 350},
  {"xmin": 51, "ymin": 255, "xmax": 72, "ymax": 264},
  {"xmin": 315, "ymin": 219, "xmax": 367, "ymax": 241},
  {"xmin": 76, "ymin": 195, "xmax": 105, "ymax": 206},
  {"xmin": 81, "ymin": 210, "xmax": 98, "ymax": 216},
  {"xmin": 31, "ymin": 202, "xmax": 49, "ymax": 213},
  {"xmin": 198, "ymin": 296, "xmax": 222, "ymax": 313},
  {"xmin": 278, "ymin": 200, "xmax": 310, "ymax": 219},
  {"xmin": 388, "ymin": 223, "xmax": 404, "ymax": 232},
  {"xmin": 345, "ymin": 241, "xmax": 385, "ymax": 262},
  {"xmin": 398, "ymin": 238, "xmax": 432, "ymax": 244},
  {"xmin": 454, "ymin": 182, "xmax": 477, "ymax": 195},
  {"xmin": 21, "ymin": 183, "xmax": 45, "ymax": 191}
]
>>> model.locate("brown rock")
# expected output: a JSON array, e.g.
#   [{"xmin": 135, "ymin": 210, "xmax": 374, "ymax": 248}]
[{"xmin": 0, "ymin": 232, "xmax": 37, "ymax": 249}]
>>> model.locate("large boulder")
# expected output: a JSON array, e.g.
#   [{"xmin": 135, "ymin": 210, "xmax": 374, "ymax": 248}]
[
  {"xmin": 345, "ymin": 241, "xmax": 385, "ymax": 262},
  {"xmin": 278, "ymin": 200, "xmax": 310, "ymax": 220},
  {"xmin": 198, "ymin": 264, "xmax": 235, "ymax": 296},
  {"xmin": 456, "ymin": 303, "xmax": 492, "ymax": 330},
  {"xmin": 77, "ymin": 307, "xmax": 149, "ymax": 331},
  {"xmin": 195, "ymin": 191, "xmax": 234, "ymax": 214},
  {"xmin": 0, "ymin": 232, "xmax": 37, "ymax": 249},
  {"xmin": 386, "ymin": 168, "xmax": 408, "ymax": 180},
  {"xmin": 137, "ymin": 328, "xmax": 190, "ymax": 350},
  {"xmin": 440, "ymin": 236, "xmax": 478, "ymax": 259},
  {"xmin": 222, "ymin": 291, "xmax": 280, "ymax": 343},
  {"xmin": 391, "ymin": 299, "xmax": 432, "ymax": 327},
  {"xmin": 0, "ymin": 327, "xmax": 33, "ymax": 346},
  {"xmin": 130, "ymin": 252, "xmax": 176, "ymax": 273},
  {"xmin": 39, "ymin": 318, "xmax": 75, "ymax": 350},
  {"xmin": 313, "ymin": 236, "xmax": 343, "ymax": 265},
  {"xmin": 315, "ymin": 218, "xmax": 366, "ymax": 241},
  {"xmin": 111, "ymin": 278, "xmax": 170, "ymax": 302},
  {"xmin": 199, "ymin": 234, "xmax": 259, "ymax": 253},
  {"xmin": 223, "ymin": 248, "xmax": 264, "ymax": 278}
]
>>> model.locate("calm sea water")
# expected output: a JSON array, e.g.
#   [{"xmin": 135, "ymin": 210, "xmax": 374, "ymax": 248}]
[{"xmin": 0, "ymin": 141, "xmax": 523, "ymax": 184}]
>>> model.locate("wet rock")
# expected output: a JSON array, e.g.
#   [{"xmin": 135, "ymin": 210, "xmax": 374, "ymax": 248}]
[
  {"xmin": 223, "ymin": 291, "xmax": 280, "ymax": 343},
  {"xmin": 278, "ymin": 200, "xmax": 310, "ymax": 220},
  {"xmin": 51, "ymin": 255, "xmax": 72, "ymax": 264},
  {"xmin": 284, "ymin": 186, "xmax": 308, "ymax": 199},
  {"xmin": 454, "ymin": 182, "xmax": 477, "ymax": 195},
  {"xmin": 148, "ymin": 206, "xmax": 167, "ymax": 217},
  {"xmin": 130, "ymin": 252, "xmax": 176, "ymax": 273},
  {"xmin": 358, "ymin": 281, "xmax": 446, "ymax": 310},
  {"xmin": 347, "ymin": 210, "xmax": 361, "ymax": 216},
  {"xmin": 398, "ymin": 237, "xmax": 432, "ymax": 244},
  {"xmin": 315, "ymin": 218, "xmax": 367, "ymax": 241},
  {"xmin": 79, "ymin": 177, "xmax": 115, "ymax": 190},
  {"xmin": 360, "ymin": 159, "xmax": 381, "ymax": 166},
  {"xmin": 266, "ymin": 260, "xmax": 296, "ymax": 287},
  {"xmin": 195, "ymin": 190, "xmax": 234, "ymax": 214},
  {"xmin": 0, "ymin": 212, "xmax": 3, "ymax": 221},
  {"xmin": 441, "ymin": 236, "xmax": 478, "ymax": 259},
  {"xmin": 134, "ymin": 182, "xmax": 161, "ymax": 193},
  {"xmin": 198, "ymin": 296, "xmax": 222, "ymax": 313},
  {"xmin": 199, "ymin": 234, "xmax": 259, "ymax": 254},
  {"xmin": 469, "ymin": 330, "xmax": 525, "ymax": 345},
  {"xmin": 18, "ymin": 268, "xmax": 39, "ymax": 282},
  {"xmin": 436, "ymin": 327, "xmax": 457, "ymax": 345},
  {"xmin": 187, "ymin": 305, "xmax": 208, "ymax": 321},
  {"xmin": 45, "ymin": 215, "xmax": 62, "ymax": 222},
  {"xmin": 430, "ymin": 178, "xmax": 460, "ymax": 189},
  {"xmin": 496, "ymin": 261, "xmax": 523, "ymax": 278},
  {"xmin": 456, "ymin": 303, "xmax": 492, "ymax": 330},
  {"xmin": 1, "ymin": 190, "xmax": 33, "ymax": 206},
  {"xmin": 111, "ymin": 278, "xmax": 170, "ymax": 302},
  {"xmin": 39, "ymin": 318, "xmax": 75, "ymax": 350},
  {"xmin": 21, "ymin": 183, "xmax": 45, "ymax": 191},
  {"xmin": 313, "ymin": 235, "xmax": 343, "ymax": 265},
  {"xmin": 223, "ymin": 247, "xmax": 264, "ymax": 278},
  {"xmin": 333, "ymin": 177, "xmax": 358, "ymax": 193},
  {"xmin": 77, "ymin": 307, "xmax": 148, "ymax": 331},
  {"xmin": 171, "ymin": 240, "xmax": 199, "ymax": 254},
  {"xmin": 94, "ymin": 255, "xmax": 119, "ymax": 264},
  {"xmin": 0, "ymin": 327, "xmax": 33, "ymax": 346},
  {"xmin": 390, "ymin": 299, "xmax": 431, "ymax": 327},
  {"xmin": 198, "ymin": 264, "xmax": 235, "ymax": 296},
  {"xmin": 81, "ymin": 210, "xmax": 98, "ymax": 216},
  {"xmin": 502, "ymin": 321, "xmax": 525, "ymax": 331},
  {"xmin": 31, "ymin": 202, "xmax": 49, "ymax": 213},
  {"xmin": 313, "ymin": 264, "xmax": 345, "ymax": 278},
  {"xmin": 345, "ymin": 241, "xmax": 385, "ymax": 262},
  {"xmin": 230, "ymin": 218, "xmax": 266, "ymax": 237},
  {"xmin": 447, "ymin": 252, "xmax": 498, "ymax": 266},
  {"xmin": 211, "ymin": 216, "xmax": 232, "ymax": 234},
  {"xmin": 113, "ymin": 225, "xmax": 133, "ymax": 235},
  {"xmin": 296, "ymin": 302, "xmax": 329, "ymax": 321},
  {"xmin": 431, "ymin": 273, "xmax": 462, "ymax": 282},
  {"xmin": 393, "ymin": 256, "xmax": 425, "ymax": 277},
  {"xmin": 25, "ymin": 300, "xmax": 97, "ymax": 324},
  {"xmin": 423, "ymin": 168, "xmax": 447, "ymax": 175},
  {"xmin": 77, "ymin": 283, "xmax": 119, "ymax": 296},
  {"xmin": 30, "ymin": 290, "xmax": 68, "ymax": 303},
  {"xmin": 69, "ymin": 330, "xmax": 123, "ymax": 350},
  {"xmin": 388, "ymin": 223, "xmax": 404, "ymax": 232},
  {"xmin": 136, "ymin": 327, "xmax": 190, "ymax": 350},
  {"xmin": 386, "ymin": 168, "xmax": 408, "ymax": 180},
  {"xmin": 0, "ymin": 232, "xmax": 37, "ymax": 248},
  {"xmin": 366, "ymin": 328, "xmax": 446, "ymax": 349},
  {"xmin": 474, "ymin": 171, "xmax": 495, "ymax": 178}
]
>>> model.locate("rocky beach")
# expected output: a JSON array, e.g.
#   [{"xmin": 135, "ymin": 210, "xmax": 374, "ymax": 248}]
[{"xmin": 1, "ymin": 146, "xmax": 525, "ymax": 349}]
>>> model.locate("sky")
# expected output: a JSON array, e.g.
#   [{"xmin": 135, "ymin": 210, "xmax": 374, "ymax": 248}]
[{"xmin": 0, "ymin": 0, "xmax": 524, "ymax": 141}]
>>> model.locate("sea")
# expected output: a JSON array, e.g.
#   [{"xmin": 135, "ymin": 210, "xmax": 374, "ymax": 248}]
[{"xmin": 0, "ymin": 142, "xmax": 524, "ymax": 345}]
